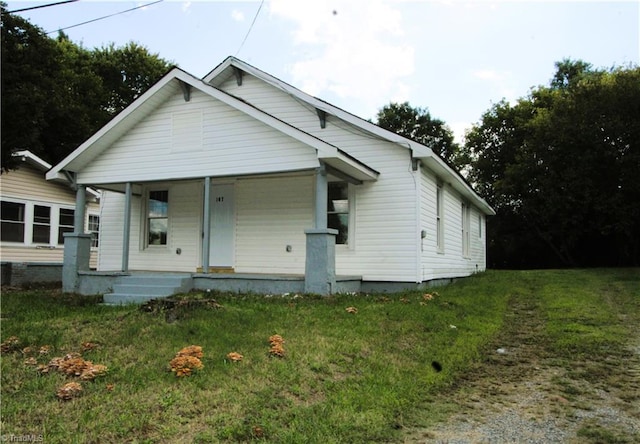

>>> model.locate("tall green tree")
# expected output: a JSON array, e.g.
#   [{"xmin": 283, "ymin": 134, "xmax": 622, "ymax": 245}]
[
  {"xmin": 464, "ymin": 59, "xmax": 640, "ymax": 267},
  {"xmin": 1, "ymin": 4, "xmax": 172, "ymax": 170},
  {"xmin": 375, "ymin": 102, "xmax": 461, "ymax": 167}
]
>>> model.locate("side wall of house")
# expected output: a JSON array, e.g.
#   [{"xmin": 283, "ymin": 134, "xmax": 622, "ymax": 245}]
[
  {"xmin": 218, "ymin": 75, "xmax": 420, "ymax": 282},
  {"xmin": 419, "ymin": 166, "xmax": 486, "ymax": 280},
  {"xmin": 0, "ymin": 164, "xmax": 99, "ymax": 268}
]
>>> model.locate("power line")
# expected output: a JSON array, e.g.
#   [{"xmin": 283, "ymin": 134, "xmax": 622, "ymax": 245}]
[
  {"xmin": 5, "ymin": 0, "xmax": 78, "ymax": 14},
  {"xmin": 45, "ymin": 0, "xmax": 163, "ymax": 35},
  {"xmin": 235, "ymin": 0, "xmax": 264, "ymax": 57}
]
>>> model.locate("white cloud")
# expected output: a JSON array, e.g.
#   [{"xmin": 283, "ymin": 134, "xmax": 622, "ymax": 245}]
[
  {"xmin": 268, "ymin": 0, "xmax": 415, "ymax": 119},
  {"xmin": 181, "ymin": 1, "xmax": 192, "ymax": 14},
  {"xmin": 231, "ymin": 9, "xmax": 245, "ymax": 22},
  {"xmin": 472, "ymin": 68, "xmax": 518, "ymax": 104}
]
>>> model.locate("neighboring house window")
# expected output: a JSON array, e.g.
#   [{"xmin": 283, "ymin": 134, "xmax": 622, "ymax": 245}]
[
  {"xmin": 1, "ymin": 201, "xmax": 25, "ymax": 242},
  {"xmin": 478, "ymin": 214, "xmax": 483, "ymax": 238},
  {"xmin": 147, "ymin": 190, "xmax": 169, "ymax": 246},
  {"xmin": 88, "ymin": 214, "xmax": 100, "ymax": 248},
  {"xmin": 57, "ymin": 208, "xmax": 75, "ymax": 244},
  {"xmin": 32, "ymin": 205, "xmax": 51, "ymax": 243},
  {"xmin": 328, "ymin": 182, "xmax": 349, "ymax": 245},
  {"xmin": 436, "ymin": 184, "xmax": 444, "ymax": 252},
  {"xmin": 462, "ymin": 203, "xmax": 471, "ymax": 257}
]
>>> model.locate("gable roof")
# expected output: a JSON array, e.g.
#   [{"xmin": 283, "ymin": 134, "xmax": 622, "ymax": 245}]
[
  {"xmin": 205, "ymin": 57, "xmax": 495, "ymax": 216},
  {"xmin": 46, "ymin": 68, "xmax": 378, "ymax": 184},
  {"xmin": 47, "ymin": 56, "xmax": 492, "ymax": 215}
]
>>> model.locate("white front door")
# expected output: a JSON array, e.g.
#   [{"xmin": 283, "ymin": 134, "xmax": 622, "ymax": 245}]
[{"xmin": 209, "ymin": 184, "xmax": 235, "ymax": 268}]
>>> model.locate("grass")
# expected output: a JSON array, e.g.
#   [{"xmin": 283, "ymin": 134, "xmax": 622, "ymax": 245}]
[{"xmin": 1, "ymin": 269, "xmax": 638, "ymax": 443}]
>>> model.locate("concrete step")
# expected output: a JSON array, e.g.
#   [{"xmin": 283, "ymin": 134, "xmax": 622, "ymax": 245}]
[{"xmin": 103, "ymin": 275, "xmax": 193, "ymax": 305}]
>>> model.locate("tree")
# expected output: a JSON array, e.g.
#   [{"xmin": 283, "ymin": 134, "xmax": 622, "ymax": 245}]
[
  {"xmin": 91, "ymin": 42, "xmax": 173, "ymax": 115},
  {"xmin": 375, "ymin": 102, "xmax": 461, "ymax": 167},
  {"xmin": 463, "ymin": 59, "xmax": 640, "ymax": 268},
  {"xmin": 1, "ymin": 3, "xmax": 61, "ymax": 169},
  {"xmin": 1, "ymin": 5, "xmax": 172, "ymax": 170}
]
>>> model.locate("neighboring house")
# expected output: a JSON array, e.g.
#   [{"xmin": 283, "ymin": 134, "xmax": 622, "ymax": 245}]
[
  {"xmin": 46, "ymin": 56, "xmax": 494, "ymax": 300},
  {"xmin": 0, "ymin": 151, "xmax": 100, "ymax": 285}
]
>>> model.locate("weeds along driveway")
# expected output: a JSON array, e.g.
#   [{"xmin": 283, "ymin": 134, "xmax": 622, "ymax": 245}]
[{"xmin": 405, "ymin": 268, "xmax": 640, "ymax": 444}]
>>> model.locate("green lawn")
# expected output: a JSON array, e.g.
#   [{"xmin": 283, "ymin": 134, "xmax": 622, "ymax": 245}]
[{"xmin": 1, "ymin": 269, "xmax": 638, "ymax": 443}]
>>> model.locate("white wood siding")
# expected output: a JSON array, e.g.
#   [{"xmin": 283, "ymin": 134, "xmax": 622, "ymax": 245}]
[
  {"xmin": 219, "ymin": 75, "xmax": 419, "ymax": 282},
  {"xmin": 0, "ymin": 164, "xmax": 98, "ymax": 267},
  {"xmin": 97, "ymin": 183, "xmax": 201, "ymax": 272},
  {"xmin": 235, "ymin": 175, "xmax": 313, "ymax": 274},
  {"xmin": 419, "ymin": 166, "xmax": 486, "ymax": 280},
  {"xmin": 77, "ymin": 90, "xmax": 319, "ymax": 185}
]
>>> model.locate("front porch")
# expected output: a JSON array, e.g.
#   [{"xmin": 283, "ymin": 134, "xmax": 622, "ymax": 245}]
[{"xmin": 76, "ymin": 270, "xmax": 363, "ymax": 304}]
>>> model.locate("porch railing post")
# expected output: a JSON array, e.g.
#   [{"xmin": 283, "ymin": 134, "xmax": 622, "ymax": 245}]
[
  {"xmin": 122, "ymin": 182, "xmax": 132, "ymax": 272},
  {"xmin": 202, "ymin": 177, "xmax": 211, "ymax": 274}
]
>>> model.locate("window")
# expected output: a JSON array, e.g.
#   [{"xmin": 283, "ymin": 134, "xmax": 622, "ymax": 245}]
[
  {"xmin": 88, "ymin": 214, "xmax": 100, "ymax": 248},
  {"xmin": 147, "ymin": 190, "xmax": 168, "ymax": 246},
  {"xmin": 478, "ymin": 214, "xmax": 483, "ymax": 238},
  {"xmin": 58, "ymin": 208, "xmax": 75, "ymax": 244},
  {"xmin": 328, "ymin": 182, "xmax": 349, "ymax": 245},
  {"xmin": 436, "ymin": 184, "xmax": 444, "ymax": 252},
  {"xmin": 1, "ymin": 201, "xmax": 25, "ymax": 242},
  {"xmin": 462, "ymin": 203, "xmax": 471, "ymax": 257},
  {"xmin": 32, "ymin": 205, "xmax": 51, "ymax": 243}
]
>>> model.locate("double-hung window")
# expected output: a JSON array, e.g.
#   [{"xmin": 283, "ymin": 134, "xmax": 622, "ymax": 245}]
[
  {"xmin": 32, "ymin": 205, "xmax": 51, "ymax": 244},
  {"xmin": 88, "ymin": 214, "xmax": 100, "ymax": 248},
  {"xmin": 328, "ymin": 182, "xmax": 349, "ymax": 245},
  {"xmin": 147, "ymin": 190, "xmax": 169, "ymax": 246},
  {"xmin": 462, "ymin": 203, "xmax": 471, "ymax": 258},
  {"xmin": 57, "ymin": 208, "xmax": 75, "ymax": 244},
  {"xmin": 1, "ymin": 201, "xmax": 25, "ymax": 242},
  {"xmin": 436, "ymin": 184, "xmax": 444, "ymax": 253}
]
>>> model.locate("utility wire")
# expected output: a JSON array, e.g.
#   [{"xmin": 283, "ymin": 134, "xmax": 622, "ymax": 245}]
[
  {"xmin": 5, "ymin": 0, "xmax": 78, "ymax": 14},
  {"xmin": 235, "ymin": 0, "xmax": 264, "ymax": 57},
  {"xmin": 45, "ymin": 0, "xmax": 163, "ymax": 35}
]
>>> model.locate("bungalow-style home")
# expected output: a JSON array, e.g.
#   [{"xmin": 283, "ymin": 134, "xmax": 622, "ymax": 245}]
[
  {"xmin": 0, "ymin": 151, "xmax": 100, "ymax": 286},
  {"xmin": 46, "ymin": 56, "xmax": 494, "ymax": 302}
]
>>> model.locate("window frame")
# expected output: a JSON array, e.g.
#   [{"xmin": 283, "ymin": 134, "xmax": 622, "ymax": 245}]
[
  {"xmin": 32, "ymin": 204, "xmax": 52, "ymax": 244},
  {"xmin": 88, "ymin": 213, "xmax": 100, "ymax": 249},
  {"xmin": 327, "ymin": 181, "xmax": 354, "ymax": 248},
  {"xmin": 1, "ymin": 200, "xmax": 26, "ymax": 243},
  {"xmin": 462, "ymin": 202, "xmax": 471, "ymax": 258},
  {"xmin": 436, "ymin": 183, "xmax": 444, "ymax": 253},
  {"xmin": 0, "ymin": 198, "xmax": 94, "ymax": 248},
  {"xmin": 57, "ymin": 208, "xmax": 75, "ymax": 245},
  {"xmin": 145, "ymin": 189, "xmax": 170, "ymax": 248}
]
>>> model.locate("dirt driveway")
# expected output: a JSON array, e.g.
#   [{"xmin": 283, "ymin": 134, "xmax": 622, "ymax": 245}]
[{"xmin": 404, "ymin": 292, "xmax": 640, "ymax": 443}]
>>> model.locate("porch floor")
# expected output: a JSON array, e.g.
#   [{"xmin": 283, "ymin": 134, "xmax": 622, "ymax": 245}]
[{"xmin": 87, "ymin": 270, "xmax": 363, "ymax": 304}]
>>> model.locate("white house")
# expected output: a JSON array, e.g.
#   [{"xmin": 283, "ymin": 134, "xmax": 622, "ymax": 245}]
[
  {"xmin": 0, "ymin": 151, "xmax": 100, "ymax": 285},
  {"xmin": 46, "ymin": 57, "xmax": 494, "ymax": 302}
]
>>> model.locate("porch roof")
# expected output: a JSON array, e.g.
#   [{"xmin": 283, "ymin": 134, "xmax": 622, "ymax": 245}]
[{"xmin": 46, "ymin": 68, "xmax": 378, "ymax": 187}]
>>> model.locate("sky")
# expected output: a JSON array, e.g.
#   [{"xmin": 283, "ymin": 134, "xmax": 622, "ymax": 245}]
[{"xmin": 6, "ymin": 0, "xmax": 640, "ymax": 143}]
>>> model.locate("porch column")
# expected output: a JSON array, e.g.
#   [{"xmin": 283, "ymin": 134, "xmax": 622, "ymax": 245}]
[
  {"xmin": 62, "ymin": 184, "xmax": 91, "ymax": 293},
  {"xmin": 73, "ymin": 185, "xmax": 86, "ymax": 233},
  {"xmin": 201, "ymin": 177, "xmax": 211, "ymax": 274},
  {"xmin": 122, "ymin": 182, "xmax": 132, "ymax": 272},
  {"xmin": 305, "ymin": 163, "xmax": 337, "ymax": 294}
]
